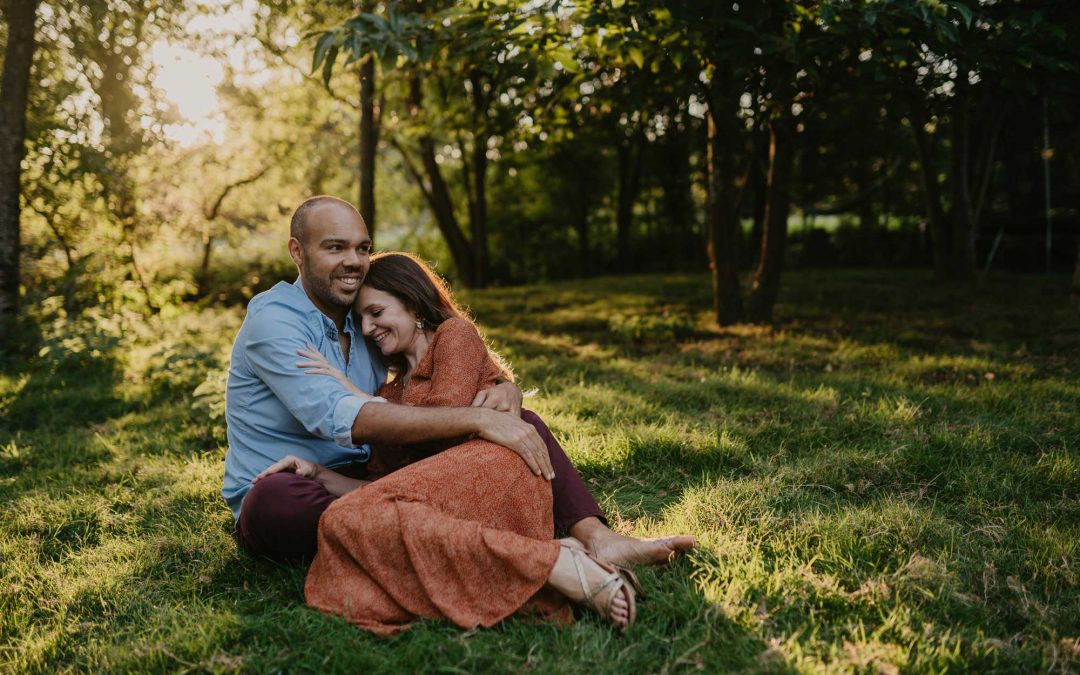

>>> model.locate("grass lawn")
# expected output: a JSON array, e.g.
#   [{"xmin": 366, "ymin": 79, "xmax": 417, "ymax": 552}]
[{"xmin": 1, "ymin": 269, "xmax": 1078, "ymax": 673}]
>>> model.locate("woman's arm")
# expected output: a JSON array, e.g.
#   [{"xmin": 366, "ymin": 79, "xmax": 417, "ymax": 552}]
[
  {"xmin": 296, "ymin": 343, "xmax": 375, "ymax": 400},
  {"xmin": 413, "ymin": 318, "xmax": 498, "ymax": 408}
]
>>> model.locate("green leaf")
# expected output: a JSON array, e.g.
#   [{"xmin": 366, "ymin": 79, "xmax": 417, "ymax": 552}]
[
  {"xmin": 551, "ymin": 47, "xmax": 580, "ymax": 73},
  {"xmin": 612, "ymin": 0, "xmax": 625, "ymax": 8},
  {"xmin": 952, "ymin": 2, "xmax": 973, "ymax": 28},
  {"xmin": 322, "ymin": 45, "xmax": 339, "ymax": 85},
  {"xmin": 628, "ymin": 46, "xmax": 645, "ymax": 69},
  {"xmin": 345, "ymin": 32, "xmax": 365, "ymax": 65},
  {"xmin": 312, "ymin": 31, "xmax": 336, "ymax": 74}
]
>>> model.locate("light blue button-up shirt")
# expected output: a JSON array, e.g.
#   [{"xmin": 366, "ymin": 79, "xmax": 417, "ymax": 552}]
[{"xmin": 221, "ymin": 278, "xmax": 388, "ymax": 521}]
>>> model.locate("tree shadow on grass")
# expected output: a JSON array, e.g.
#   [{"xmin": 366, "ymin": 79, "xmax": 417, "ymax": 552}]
[{"xmin": 0, "ymin": 335, "xmax": 128, "ymax": 436}]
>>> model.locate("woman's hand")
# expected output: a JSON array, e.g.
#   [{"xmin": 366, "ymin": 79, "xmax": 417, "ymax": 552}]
[
  {"xmin": 472, "ymin": 381, "xmax": 523, "ymax": 417},
  {"xmin": 252, "ymin": 454, "xmax": 322, "ymax": 485},
  {"xmin": 297, "ymin": 343, "xmax": 370, "ymax": 399}
]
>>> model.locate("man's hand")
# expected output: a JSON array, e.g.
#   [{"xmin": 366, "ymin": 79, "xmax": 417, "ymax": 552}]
[
  {"xmin": 474, "ymin": 408, "xmax": 554, "ymax": 480},
  {"xmin": 252, "ymin": 454, "xmax": 322, "ymax": 485},
  {"xmin": 472, "ymin": 381, "xmax": 523, "ymax": 417}
]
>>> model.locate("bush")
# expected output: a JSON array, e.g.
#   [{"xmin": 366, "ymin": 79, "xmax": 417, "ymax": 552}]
[{"xmin": 608, "ymin": 308, "xmax": 695, "ymax": 343}]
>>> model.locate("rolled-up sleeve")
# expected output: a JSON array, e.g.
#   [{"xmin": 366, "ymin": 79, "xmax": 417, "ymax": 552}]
[
  {"xmin": 243, "ymin": 305, "xmax": 376, "ymax": 449},
  {"xmin": 332, "ymin": 395, "xmax": 385, "ymax": 449}
]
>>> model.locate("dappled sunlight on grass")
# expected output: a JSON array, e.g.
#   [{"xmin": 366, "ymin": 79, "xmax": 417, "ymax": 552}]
[{"xmin": 2, "ymin": 270, "xmax": 1078, "ymax": 671}]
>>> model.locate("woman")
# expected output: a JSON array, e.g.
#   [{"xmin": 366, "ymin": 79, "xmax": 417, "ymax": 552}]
[{"xmin": 294, "ymin": 252, "xmax": 637, "ymax": 635}]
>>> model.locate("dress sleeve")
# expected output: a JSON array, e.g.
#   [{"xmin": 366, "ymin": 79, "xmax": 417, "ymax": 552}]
[{"xmin": 417, "ymin": 318, "xmax": 493, "ymax": 408}]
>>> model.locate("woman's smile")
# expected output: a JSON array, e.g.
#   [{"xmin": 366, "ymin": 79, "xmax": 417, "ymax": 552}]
[{"xmin": 358, "ymin": 286, "xmax": 430, "ymax": 368}]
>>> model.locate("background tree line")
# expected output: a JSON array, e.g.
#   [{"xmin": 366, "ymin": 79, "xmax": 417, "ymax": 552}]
[{"xmin": 1, "ymin": 0, "xmax": 1078, "ymax": 349}]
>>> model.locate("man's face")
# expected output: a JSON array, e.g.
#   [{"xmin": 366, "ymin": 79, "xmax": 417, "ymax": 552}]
[{"xmin": 289, "ymin": 203, "xmax": 371, "ymax": 317}]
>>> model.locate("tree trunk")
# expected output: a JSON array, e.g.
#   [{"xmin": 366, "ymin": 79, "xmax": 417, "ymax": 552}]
[
  {"xmin": 359, "ymin": 54, "xmax": 377, "ymax": 237},
  {"xmin": 469, "ymin": 137, "xmax": 488, "ymax": 288},
  {"xmin": 908, "ymin": 109, "xmax": 951, "ymax": 279},
  {"xmin": 197, "ymin": 231, "xmax": 214, "ymax": 298},
  {"xmin": 416, "ymin": 135, "xmax": 475, "ymax": 286},
  {"xmin": 396, "ymin": 76, "xmax": 475, "ymax": 285},
  {"xmin": 748, "ymin": 129, "xmax": 768, "ymax": 268},
  {"xmin": 1072, "ymin": 244, "xmax": 1080, "ymax": 314},
  {"xmin": 857, "ymin": 153, "xmax": 876, "ymax": 231},
  {"xmin": 947, "ymin": 92, "xmax": 976, "ymax": 281},
  {"xmin": 657, "ymin": 125, "xmax": 693, "ymax": 260},
  {"xmin": 747, "ymin": 117, "xmax": 795, "ymax": 323},
  {"xmin": 704, "ymin": 85, "xmax": 744, "ymax": 325},
  {"xmin": 0, "ymin": 0, "xmax": 40, "ymax": 322},
  {"xmin": 615, "ymin": 126, "xmax": 646, "ymax": 271}
]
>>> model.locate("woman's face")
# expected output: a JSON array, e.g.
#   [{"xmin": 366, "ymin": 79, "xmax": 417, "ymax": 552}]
[{"xmin": 357, "ymin": 286, "xmax": 419, "ymax": 356}]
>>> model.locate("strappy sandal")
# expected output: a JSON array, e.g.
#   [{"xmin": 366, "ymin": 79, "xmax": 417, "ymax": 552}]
[
  {"xmin": 563, "ymin": 545, "xmax": 637, "ymax": 632},
  {"xmin": 612, "ymin": 563, "xmax": 647, "ymax": 600},
  {"xmin": 558, "ymin": 537, "xmax": 648, "ymax": 600}
]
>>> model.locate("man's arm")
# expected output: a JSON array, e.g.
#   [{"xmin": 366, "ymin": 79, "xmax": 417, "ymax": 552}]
[
  {"xmin": 352, "ymin": 402, "xmax": 554, "ymax": 479},
  {"xmin": 244, "ymin": 305, "xmax": 375, "ymax": 450},
  {"xmin": 252, "ymin": 454, "xmax": 369, "ymax": 497}
]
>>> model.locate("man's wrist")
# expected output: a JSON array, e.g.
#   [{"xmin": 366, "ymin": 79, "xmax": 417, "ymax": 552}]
[{"xmin": 468, "ymin": 406, "xmax": 493, "ymax": 434}]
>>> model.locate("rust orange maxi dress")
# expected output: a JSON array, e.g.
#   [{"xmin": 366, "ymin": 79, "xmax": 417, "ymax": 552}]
[{"xmin": 304, "ymin": 317, "xmax": 570, "ymax": 635}]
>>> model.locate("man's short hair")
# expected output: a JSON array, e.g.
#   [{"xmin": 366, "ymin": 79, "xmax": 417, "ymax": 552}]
[{"xmin": 289, "ymin": 195, "xmax": 360, "ymax": 244}]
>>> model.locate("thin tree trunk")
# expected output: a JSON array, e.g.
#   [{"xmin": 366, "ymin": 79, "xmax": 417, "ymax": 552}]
[
  {"xmin": 396, "ymin": 76, "xmax": 475, "ymax": 285},
  {"xmin": 615, "ymin": 126, "xmax": 646, "ymax": 271},
  {"xmin": 197, "ymin": 166, "xmax": 268, "ymax": 297},
  {"xmin": 359, "ymin": 53, "xmax": 377, "ymax": 236},
  {"xmin": 1072, "ymin": 244, "xmax": 1080, "ymax": 313},
  {"xmin": 657, "ymin": 125, "xmax": 693, "ymax": 261},
  {"xmin": 417, "ymin": 136, "xmax": 475, "ymax": 285},
  {"xmin": 909, "ymin": 108, "xmax": 951, "ymax": 279},
  {"xmin": 0, "ymin": 0, "xmax": 40, "ymax": 321},
  {"xmin": 705, "ymin": 84, "xmax": 744, "ymax": 325},
  {"xmin": 747, "ymin": 117, "xmax": 795, "ymax": 323},
  {"xmin": 748, "ymin": 128, "xmax": 768, "ymax": 267},
  {"xmin": 198, "ymin": 229, "xmax": 214, "ymax": 298},
  {"xmin": 948, "ymin": 88, "xmax": 976, "ymax": 281},
  {"xmin": 469, "ymin": 137, "xmax": 488, "ymax": 288},
  {"xmin": 857, "ymin": 154, "xmax": 876, "ymax": 231}
]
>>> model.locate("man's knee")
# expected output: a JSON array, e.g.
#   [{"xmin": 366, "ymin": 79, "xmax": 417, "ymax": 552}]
[
  {"xmin": 243, "ymin": 473, "xmax": 309, "ymax": 521},
  {"xmin": 520, "ymin": 409, "xmax": 550, "ymax": 436},
  {"xmin": 236, "ymin": 472, "xmax": 333, "ymax": 561}
]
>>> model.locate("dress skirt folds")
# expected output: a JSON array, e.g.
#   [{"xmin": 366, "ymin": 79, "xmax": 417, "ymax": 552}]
[{"xmin": 304, "ymin": 318, "xmax": 571, "ymax": 635}]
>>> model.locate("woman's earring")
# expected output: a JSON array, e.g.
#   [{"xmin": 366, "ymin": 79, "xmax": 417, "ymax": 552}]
[{"xmin": 415, "ymin": 317, "xmax": 425, "ymax": 329}]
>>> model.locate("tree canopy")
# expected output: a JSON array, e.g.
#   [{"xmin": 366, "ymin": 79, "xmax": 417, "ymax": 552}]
[{"xmin": 1, "ymin": 0, "xmax": 1078, "ymax": 343}]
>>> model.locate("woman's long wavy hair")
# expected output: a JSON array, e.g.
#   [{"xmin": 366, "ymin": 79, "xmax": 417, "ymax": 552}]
[{"xmin": 362, "ymin": 252, "xmax": 514, "ymax": 381}]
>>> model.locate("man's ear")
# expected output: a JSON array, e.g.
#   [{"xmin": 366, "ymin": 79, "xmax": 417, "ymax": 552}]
[{"xmin": 288, "ymin": 237, "xmax": 304, "ymax": 269}]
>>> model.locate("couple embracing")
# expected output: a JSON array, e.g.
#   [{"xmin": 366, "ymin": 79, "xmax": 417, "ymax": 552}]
[{"xmin": 222, "ymin": 196, "xmax": 695, "ymax": 634}]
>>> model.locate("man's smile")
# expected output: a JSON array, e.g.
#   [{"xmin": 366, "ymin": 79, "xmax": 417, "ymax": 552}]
[{"xmin": 335, "ymin": 273, "xmax": 363, "ymax": 290}]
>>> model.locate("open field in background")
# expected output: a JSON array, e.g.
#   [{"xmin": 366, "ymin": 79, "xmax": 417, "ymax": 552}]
[{"xmin": 1, "ymin": 269, "xmax": 1078, "ymax": 673}]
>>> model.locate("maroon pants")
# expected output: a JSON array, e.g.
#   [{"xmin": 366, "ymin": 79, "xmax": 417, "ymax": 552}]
[{"xmin": 235, "ymin": 410, "xmax": 605, "ymax": 562}]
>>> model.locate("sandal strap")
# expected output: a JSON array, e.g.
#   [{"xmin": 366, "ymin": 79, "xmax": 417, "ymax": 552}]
[{"xmin": 566, "ymin": 546, "xmax": 627, "ymax": 620}]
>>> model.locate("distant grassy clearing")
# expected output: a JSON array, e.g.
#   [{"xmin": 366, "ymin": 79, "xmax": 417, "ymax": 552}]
[{"xmin": 2, "ymin": 270, "xmax": 1077, "ymax": 673}]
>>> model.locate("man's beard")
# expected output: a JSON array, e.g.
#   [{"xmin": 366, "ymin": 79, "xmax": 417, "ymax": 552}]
[{"xmin": 302, "ymin": 254, "xmax": 362, "ymax": 310}]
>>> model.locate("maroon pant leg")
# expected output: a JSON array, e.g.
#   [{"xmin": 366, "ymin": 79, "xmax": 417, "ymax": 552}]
[
  {"xmin": 521, "ymin": 409, "xmax": 606, "ymax": 534},
  {"xmin": 235, "ymin": 463, "xmax": 367, "ymax": 562}
]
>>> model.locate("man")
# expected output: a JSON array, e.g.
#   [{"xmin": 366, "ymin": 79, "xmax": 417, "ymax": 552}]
[{"xmin": 222, "ymin": 195, "xmax": 694, "ymax": 565}]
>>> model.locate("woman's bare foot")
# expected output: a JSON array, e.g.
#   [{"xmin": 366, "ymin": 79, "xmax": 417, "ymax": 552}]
[
  {"xmin": 546, "ymin": 545, "xmax": 635, "ymax": 631},
  {"xmin": 569, "ymin": 518, "xmax": 696, "ymax": 567},
  {"xmin": 558, "ymin": 536, "xmax": 587, "ymax": 552}
]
